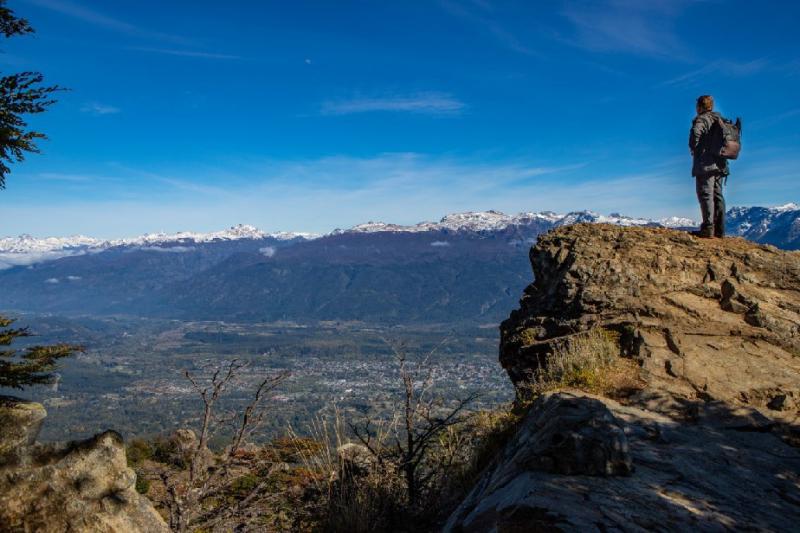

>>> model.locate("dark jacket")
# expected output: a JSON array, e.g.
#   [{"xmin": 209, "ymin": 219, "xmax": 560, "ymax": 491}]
[{"xmin": 689, "ymin": 111, "xmax": 729, "ymax": 178}]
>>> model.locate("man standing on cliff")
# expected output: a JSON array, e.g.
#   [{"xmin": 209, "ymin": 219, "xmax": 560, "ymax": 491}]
[{"xmin": 689, "ymin": 95, "xmax": 729, "ymax": 238}]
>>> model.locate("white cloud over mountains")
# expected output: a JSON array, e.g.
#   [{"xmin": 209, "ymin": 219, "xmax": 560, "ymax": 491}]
[
  {"xmin": 0, "ymin": 152, "xmax": 710, "ymax": 237},
  {"xmin": 321, "ymin": 93, "xmax": 465, "ymax": 116},
  {"xmin": 4, "ymin": 139, "xmax": 798, "ymax": 239}
]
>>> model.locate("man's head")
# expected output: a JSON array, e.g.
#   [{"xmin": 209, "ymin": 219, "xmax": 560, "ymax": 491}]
[{"xmin": 696, "ymin": 95, "xmax": 714, "ymax": 114}]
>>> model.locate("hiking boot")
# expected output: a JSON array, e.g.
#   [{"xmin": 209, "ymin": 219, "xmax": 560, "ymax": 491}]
[{"xmin": 692, "ymin": 225, "xmax": 714, "ymax": 239}]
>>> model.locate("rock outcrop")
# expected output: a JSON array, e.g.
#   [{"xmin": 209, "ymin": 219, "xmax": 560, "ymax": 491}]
[
  {"xmin": 0, "ymin": 396, "xmax": 168, "ymax": 533},
  {"xmin": 447, "ymin": 225, "xmax": 800, "ymax": 532},
  {"xmin": 0, "ymin": 396, "xmax": 46, "ymax": 463},
  {"xmin": 501, "ymin": 224, "xmax": 800, "ymax": 418}
]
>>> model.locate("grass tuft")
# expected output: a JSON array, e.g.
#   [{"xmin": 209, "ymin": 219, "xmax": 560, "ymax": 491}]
[{"xmin": 519, "ymin": 328, "xmax": 642, "ymax": 402}]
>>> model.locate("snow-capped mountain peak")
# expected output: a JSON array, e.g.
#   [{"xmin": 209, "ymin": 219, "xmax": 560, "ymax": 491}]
[
  {"xmin": 658, "ymin": 216, "xmax": 697, "ymax": 228},
  {"xmin": 2, "ymin": 203, "xmax": 797, "ymax": 269},
  {"xmin": 339, "ymin": 210, "xmax": 576, "ymax": 235},
  {"xmin": 109, "ymin": 224, "xmax": 269, "ymax": 247},
  {"xmin": 0, "ymin": 234, "xmax": 102, "ymax": 254},
  {"xmin": 0, "ymin": 224, "xmax": 315, "ymax": 269},
  {"xmin": 438, "ymin": 210, "xmax": 512, "ymax": 231}
]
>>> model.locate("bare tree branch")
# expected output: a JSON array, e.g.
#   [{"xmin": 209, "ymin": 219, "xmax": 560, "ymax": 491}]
[
  {"xmin": 160, "ymin": 360, "xmax": 290, "ymax": 533},
  {"xmin": 349, "ymin": 336, "xmax": 477, "ymax": 507}
]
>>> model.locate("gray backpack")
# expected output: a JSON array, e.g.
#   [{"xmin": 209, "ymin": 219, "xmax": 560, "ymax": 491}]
[{"xmin": 713, "ymin": 116, "xmax": 742, "ymax": 160}]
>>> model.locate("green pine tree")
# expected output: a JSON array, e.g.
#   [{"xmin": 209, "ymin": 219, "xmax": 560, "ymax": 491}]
[
  {"xmin": 0, "ymin": 1, "xmax": 75, "ymax": 390},
  {"xmin": 0, "ymin": 0, "xmax": 63, "ymax": 189},
  {"xmin": 0, "ymin": 318, "xmax": 79, "ymax": 389}
]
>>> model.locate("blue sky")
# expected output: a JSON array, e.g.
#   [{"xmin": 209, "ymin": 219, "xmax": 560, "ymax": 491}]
[{"xmin": 1, "ymin": 0, "xmax": 798, "ymax": 237}]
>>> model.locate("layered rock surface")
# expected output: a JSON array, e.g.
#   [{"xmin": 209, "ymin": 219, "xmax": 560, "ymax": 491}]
[
  {"xmin": 448, "ymin": 225, "xmax": 800, "ymax": 532},
  {"xmin": 501, "ymin": 224, "xmax": 800, "ymax": 417},
  {"xmin": 0, "ymin": 396, "xmax": 168, "ymax": 533}
]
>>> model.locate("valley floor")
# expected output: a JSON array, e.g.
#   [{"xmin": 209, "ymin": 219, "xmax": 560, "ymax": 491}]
[{"xmin": 2, "ymin": 314, "xmax": 513, "ymax": 444}]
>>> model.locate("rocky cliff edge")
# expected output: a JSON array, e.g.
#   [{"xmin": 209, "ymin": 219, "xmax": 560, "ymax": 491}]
[
  {"xmin": 447, "ymin": 224, "xmax": 800, "ymax": 531},
  {"xmin": 0, "ymin": 395, "xmax": 168, "ymax": 533}
]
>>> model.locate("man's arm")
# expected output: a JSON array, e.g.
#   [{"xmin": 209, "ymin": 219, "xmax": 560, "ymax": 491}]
[{"xmin": 689, "ymin": 115, "xmax": 709, "ymax": 155}]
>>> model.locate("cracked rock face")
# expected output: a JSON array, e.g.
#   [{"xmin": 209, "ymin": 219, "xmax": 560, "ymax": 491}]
[
  {"xmin": 501, "ymin": 224, "xmax": 800, "ymax": 419},
  {"xmin": 447, "ymin": 225, "xmax": 800, "ymax": 532},
  {"xmin": 445, "ymin": 392, "xmax": 800, "ymax": 532},
  {"xmin": 0, "ymin": 397, "xmax": 168, "ymax": 533}
]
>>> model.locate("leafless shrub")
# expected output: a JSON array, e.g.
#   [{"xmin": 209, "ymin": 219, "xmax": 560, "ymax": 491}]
[
  {"xmin": 429, "ymin": 408, "xmax": 518, "ymax": 501},
  {"xmin": 290, "ymin": 407, "xmax": 404, "ymax": 533},
  {"xmin": 350, "ymin": 339, "xmax": 478, "ymax": 507},
  {"xmin": 290, "ymin": 338, "xmax": 480, "ymax": 531},
  {"xmin": 158, "ymin": 359, "xmax": 289, "ymax": 533}
]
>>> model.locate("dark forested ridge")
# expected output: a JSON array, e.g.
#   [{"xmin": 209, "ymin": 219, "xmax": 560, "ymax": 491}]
[{"xmin": 0, "ymin": 229, "xmax": 534, "ymax": 322}]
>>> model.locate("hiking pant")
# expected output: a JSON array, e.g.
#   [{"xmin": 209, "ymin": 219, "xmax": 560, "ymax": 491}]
[{"xmin": 695, "ymin": 174, "xmax": 725, "ymax": 237}]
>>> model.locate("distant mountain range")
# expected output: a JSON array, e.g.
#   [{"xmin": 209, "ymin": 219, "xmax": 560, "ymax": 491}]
[
  {"xmin": 0, "ymin": 224, "xmax": 313, "ymax": 269},
  {"xmin": 0, "ymin": 204, "xmax": 797, "ymax": 324}
]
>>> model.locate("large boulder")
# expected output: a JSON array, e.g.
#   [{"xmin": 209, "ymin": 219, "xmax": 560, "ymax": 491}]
[
  {"xmin": 0, "ymin": 396, "xmax": 46, "ymax": 463},
  {"xmin": 164, "ymin": 428, "xmax": 213, "ymax": 470},
  {"xmin": 445, "ymin": 391, "xmax": 800, "ymax": 532},
  {"xmin": 0, "ymin": 398, "xmax": 168, "ymax": 533},
  {"xmin": 337, "ymin": 442, "xmax": 377, "ymax": 480}
]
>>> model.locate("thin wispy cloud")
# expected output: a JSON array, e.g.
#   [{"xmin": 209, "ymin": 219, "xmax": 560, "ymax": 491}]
[
  {"xmin": 37, "ymin": 172, "xmax": 93, "ymax": 182},
  {"xmin": 80, "ymin": 102, "xmax": 121, "ymax": 115},
  {"xmin": 561, "ymin": 0, "xmax": 695, "ymax": 60},
  {"xmin": 5, "ymin": 151, "xmax": 798, "ymax": 238},
  {"xmin": 465, "ymin": 0, "xmax": 493, "ymax": 11},
  {"xmin": 750, "ymin": 108, "xmax": 800, "ymax": 130},
  {"xmin": 31, "ymin": 0, "xmax": 239, "ymax": 59},
  {"xmin": 127, "ymin": 47, "xmax": 241, "ymax": 60},
  {"xmin": 659, "ymin": 58, "xmax": 771, "ymax": 87},
  {"xmin": 783, "ymin": 59, "xmax": 800, "ymax": 77},
  {"xmin": 256, "ymin": 153, "xmax": 584, "ymax": 193},
  {"xmin": 731, "ymin": 158, "xmax": 800, "ymax": 199},
  {"xmin": 321, "ymin": 93, "xmax": 466, "ymax": 116},
  {"xmin": 484, "ymin": 21, "xmax": 539, "ymax": 57},
  {"xmin": 24, "ymin": 172, "xmax": 124, "ymax": 192},
  {"xmin": 158, "ymin": 177, "xmax": 240, "ymax": 198},
  {"xmin": 438, "ymin": 0, "xmax": 539, "ymax": 57},
  {"xmin": 105, "ymin": 164, "xmax": 241, "ymax": 199},
  {"xmin": 0, "ymin": 154, "xmax": 592, "ymax": 236},
  {"xmin": 27, "ymin": 0, "xmax": 192, "ymax": 45}
]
